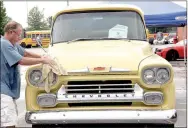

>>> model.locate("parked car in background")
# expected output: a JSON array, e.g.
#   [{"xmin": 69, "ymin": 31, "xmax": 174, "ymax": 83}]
[
  {"xmin": 147, "ymin": 31, "xmax": 170, "ymax": 45},
  {"xmin": 148, "ymin": 32, "xmax": 178, "ymax": 45},
  {"xmin": 153, "ymin": 32, "xmax": 170, "ymax": 45},
  {"xmin": 168, "ymin": 33, "xmax": 178, "ymax": 44},
  {"xmin": 155, "ymin": 39, "xmax": 187, "ymax": 61}
]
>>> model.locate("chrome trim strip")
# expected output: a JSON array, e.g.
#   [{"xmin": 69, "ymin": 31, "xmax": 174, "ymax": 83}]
[
  {"xmin": 65, "ymin": 88, "xmax": 134, "ymax": 91},
  {"xmin": 57, "ymin": 93, "xmax": 143, "ymax": 103},
  {"xmin": 110, "ymin": 67, "xmax": 130, "ymax": 72},
  {"xmin": 57, "ymin": 84, "xmax": 143, "ymax": 103},
  {"xmin": 65, "ymin": 83, "xmax": 134, "ymax": 87},
  {"xmin": 67, "ymin": 67, "xmax": 89, "ymax": 73},
  {"xmin": 26, "ymin": 109, "xmax": 177, "ymax": 124}
]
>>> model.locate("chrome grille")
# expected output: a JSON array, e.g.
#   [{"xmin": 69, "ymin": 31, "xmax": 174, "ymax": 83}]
[
  {"xmin": 66, "ymin": 80, "xmax": 134, "ymax": 106},
  {"xmin": 66, "ymin": 80, "xmax": 134, "ymax": 94}
]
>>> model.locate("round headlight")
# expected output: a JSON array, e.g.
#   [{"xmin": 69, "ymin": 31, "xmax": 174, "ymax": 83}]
[
  {"xmin": 143, "ymin": 69, "xmax": 155, "ymax": 84},
  {"xmin": 156, "ymin": 68, "xmax": 170, "ymax": 84},
  {"xmin": 29, "ymin": 69, "xmax": 58, "ymax": 87},
  {"xmin": 29, "ymin": 70, "xmax": 42, "ymax": 85}
]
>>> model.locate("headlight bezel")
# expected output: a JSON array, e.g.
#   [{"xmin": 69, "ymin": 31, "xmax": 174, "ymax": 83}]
[
  {"xmin": 141, "ymin": 66, "xmax": 171, "ymax": 86},
  {"xmin": 28, "ymin": 68, "xmax": 58, "ymax": 87},
  {"xmin": 29, "ymin": 69, "xmax": 43, "ymax": 86},
  {"xmin": 156, "ymin": 68, "xmax": 170, "ymax": 84},
  {"xmin": 143, "ymin": 68, "xmax": 156, "ymax": 84}
]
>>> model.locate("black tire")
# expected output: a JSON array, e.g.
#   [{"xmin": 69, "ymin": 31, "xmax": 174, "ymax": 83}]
[
  {"xmin": 166, "ymin": 50, "xmax": 179, "ymax": 61},
  {"xmin": 149, "ymin": 37, "xmax": 154, "ymax": 45},
  {"xmin": 26, "ymin": 45, "xmax": 32, "ymax": 48},
  {"xmin": 20, "ymin": 42, "xmax": 26, "ymax": 48},
  {"xmin": 164, "ymin": 41, "xmax": 169, "ymax": 44}
]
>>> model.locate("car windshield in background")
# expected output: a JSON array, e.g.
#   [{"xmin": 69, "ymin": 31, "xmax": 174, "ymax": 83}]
[{"xmin": 52, "ymin": 11, "xmax": 146, "ymax": 43}]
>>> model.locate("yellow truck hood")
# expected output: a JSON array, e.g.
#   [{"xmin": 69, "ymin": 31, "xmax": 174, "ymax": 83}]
[{"xmin": 49, "ymin": 40, "xmax": 153, "ymax": 73}]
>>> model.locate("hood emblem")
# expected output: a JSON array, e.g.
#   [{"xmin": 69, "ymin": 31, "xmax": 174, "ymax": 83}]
[{"xmin": 93, "ymin": 67, "xmax": 106, "ymax": 71}]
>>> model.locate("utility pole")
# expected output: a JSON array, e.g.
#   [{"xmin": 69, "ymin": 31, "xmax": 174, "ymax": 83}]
[
  {"xmin": 26, "ymin": 0, "xmax": 28, "ymax": 26},
  {"xmin": 67, "ymin": 0, "xmax": 69, "ymax": 6}
]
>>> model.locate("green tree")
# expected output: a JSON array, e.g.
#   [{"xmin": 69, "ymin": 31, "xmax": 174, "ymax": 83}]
[
  {"xmin": 0, "ymin": 1, "xmax": 12, "ymax": 35},
  {"xmin": 147, "ymin": 27, "xmax": 156, "ymax": 34},
  {"xmin": 47, "ymin": 16, "xmax": 52, "ymax": 28},
  {"xmin": 27, "ymin": 6, "xmax": 50, "ymax": 31}
]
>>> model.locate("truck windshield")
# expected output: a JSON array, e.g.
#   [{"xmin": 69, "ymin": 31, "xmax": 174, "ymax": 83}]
[{"xmin": 52, "ymin": 11, "xmax": 146, "ymax": 43}]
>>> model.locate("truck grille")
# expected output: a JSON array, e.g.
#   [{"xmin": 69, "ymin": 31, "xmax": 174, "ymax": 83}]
[
  {"xmin": 66, "ymin": 80, "xmax": 133, "ymax": 106},
  {"xmin": 66, "ymin": 80, "xmax": 134, "ymax": 94}
]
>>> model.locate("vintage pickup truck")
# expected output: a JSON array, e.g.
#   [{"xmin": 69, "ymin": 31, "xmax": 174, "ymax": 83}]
[{"xmin": 25, "ymin": 4, "xmax": 177, "ymax": 128}]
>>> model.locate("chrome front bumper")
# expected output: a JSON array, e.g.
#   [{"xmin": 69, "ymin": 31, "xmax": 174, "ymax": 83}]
[{"xmin": 25, "ymin": 109, "xmax": 177, "ymax": 124}]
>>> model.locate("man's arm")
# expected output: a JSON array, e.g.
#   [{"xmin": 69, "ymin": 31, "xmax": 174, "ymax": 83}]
[
  {"xmin": 2, "ymin": 41, "xmax": 53, "ymax": 67},
  {"xmin": 19, "ymin": 57, "xmax": 43, "ymax": 65},
  {"xmin": 19, "ymin": 56, "xmax": 53, "ymax": 66},
  {"xmin": 24, "ymin": 50, "xmax": 42, "ymax": 58},
  {"xmin": 16, "ymin": 43, "xmax": 42, "ymax": 58}
]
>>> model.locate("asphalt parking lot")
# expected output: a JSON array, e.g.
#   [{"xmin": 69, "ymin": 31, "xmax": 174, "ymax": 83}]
[{"xmin": 16, "ymin": 48, "xmax": 187, "ymax": 128}]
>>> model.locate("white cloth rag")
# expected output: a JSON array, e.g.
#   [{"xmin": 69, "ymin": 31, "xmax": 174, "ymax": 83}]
[{"xmin": 40, "ymin": 56, "xmax": 68, "ymax": 93}]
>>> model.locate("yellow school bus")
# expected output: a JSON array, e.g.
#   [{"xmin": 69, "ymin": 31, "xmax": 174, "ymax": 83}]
[{"xmin": 20, "ymin": 30, "xmax": 51, "ymax": 48}]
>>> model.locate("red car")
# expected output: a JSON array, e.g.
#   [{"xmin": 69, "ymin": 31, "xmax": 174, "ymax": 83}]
[{"xmin": 155, "ymin": 39, "xmax": 187, "ymax": 61}]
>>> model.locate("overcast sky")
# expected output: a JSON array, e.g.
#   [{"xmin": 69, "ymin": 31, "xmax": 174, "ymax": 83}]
[{"xmin": 4, "ymin": 1, "xmax": 186, "ymax": 28}]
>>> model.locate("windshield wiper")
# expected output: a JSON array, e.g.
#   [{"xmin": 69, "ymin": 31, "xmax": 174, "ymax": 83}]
[
  {"xmin": 98, "ymin": 37, "xmax": 128, "ymax": 40},
  {"xmin": 67, "ymin": 38, "xmax": 96, "ymax": 43},
  {"xmin": 67, "ymin": 37, "xmax": 128, "ymax": 43}
]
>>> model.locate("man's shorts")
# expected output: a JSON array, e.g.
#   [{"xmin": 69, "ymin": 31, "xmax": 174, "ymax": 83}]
[{"xmin": 1, "ymin": 94, "xmax": 18, "ymax": 127}]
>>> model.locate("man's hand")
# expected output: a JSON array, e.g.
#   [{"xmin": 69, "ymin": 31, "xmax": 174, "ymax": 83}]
[{"xmin": 41, "ymin": 55, "xmax": 55, "ymax": 66}]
